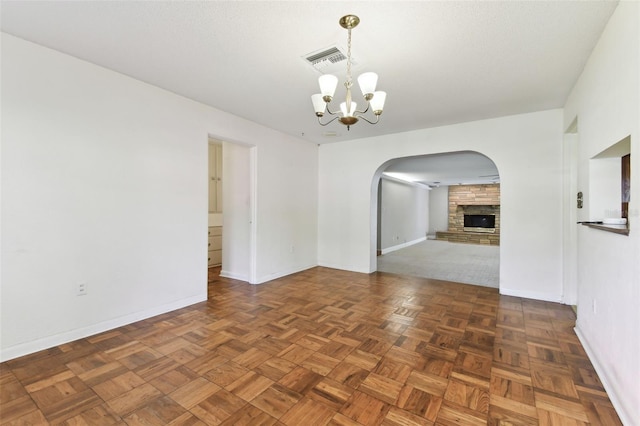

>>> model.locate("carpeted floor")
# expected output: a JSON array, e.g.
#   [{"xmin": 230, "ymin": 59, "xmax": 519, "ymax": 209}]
[{"xmin": 376, "ymin": 239, "xmax": 499, "ymax": 288}]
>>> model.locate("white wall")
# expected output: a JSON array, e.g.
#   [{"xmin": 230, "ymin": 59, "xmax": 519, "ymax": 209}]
[
  {"xmin": 428, "ymin": 186, "xmax": 449, "ymax": 236},
  {"xmin": 379, "ymin": 177, "xmax": 428, "ymax": 252},
  {"xmin": 251, "ymin": 137, "xmax": 318, "ymax": 283},
  {"xmin": 0, "ymin": 34, "xmax": 318, "ymax": 361},
  {"xmin": 562, "ymin": 3, "xmax": 639, "ymax": 423},
  {"xmin": 220, "ymin": 142, "xmax": 252, "ymax": 282},
  {"xmin": 318, "ymin": 111, "xmax": 564, "ymax": 302}
]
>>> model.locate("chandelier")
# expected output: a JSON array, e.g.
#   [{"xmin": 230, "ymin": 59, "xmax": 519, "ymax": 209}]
[{"xmin": 311, "ymin": 15, "xmax": 386, "ymax": 130}]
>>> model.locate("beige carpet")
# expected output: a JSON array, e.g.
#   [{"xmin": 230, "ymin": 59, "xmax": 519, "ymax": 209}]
[{"xmin": 376, "ymin": 239, "xmax": 499, "ymax": 288}]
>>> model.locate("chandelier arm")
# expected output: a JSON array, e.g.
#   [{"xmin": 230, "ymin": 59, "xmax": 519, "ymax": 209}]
[
  {"xmin": 318, "ymin": 116, "xmax": 341, "ymax": 126},
  {"xmin": 357, "ymin": 114, "xmax": 380, "ymax": 125},
  {"xmin": 325, "ymin": 104, "xmax": 340, "ymax": 116},
  {"xmin": 354, "ymin": 103, "xmax": 370, "ymax": 115}
]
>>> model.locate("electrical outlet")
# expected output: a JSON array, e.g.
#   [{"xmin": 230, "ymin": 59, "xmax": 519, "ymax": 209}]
[{"xmin": 77, "ymin": 282, "xmax": 88, "ymax": 296}]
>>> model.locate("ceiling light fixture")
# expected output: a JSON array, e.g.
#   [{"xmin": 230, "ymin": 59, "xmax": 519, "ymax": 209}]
[{"xmin": 311, "ymin": 15, "xmax": 386, "ymax": 130}]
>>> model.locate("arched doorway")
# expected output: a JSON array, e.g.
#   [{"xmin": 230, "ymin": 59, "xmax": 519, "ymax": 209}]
[{"xmin": 371, "ymin": 151, "xmax": 501, "ymax": 288}]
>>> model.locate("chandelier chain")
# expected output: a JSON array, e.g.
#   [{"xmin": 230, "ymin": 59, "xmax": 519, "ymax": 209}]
[
  {"xmin": 346, "ymin": 27, "xmax": 352, "ymax": 84},
  {"xmin": 345, "ymin": 27, "xmax": 353, "ymax": 113}
]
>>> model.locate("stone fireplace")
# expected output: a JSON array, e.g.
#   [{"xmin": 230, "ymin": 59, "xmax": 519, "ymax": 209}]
[{"xmin": 436, "ymin": 184, "xmax": 500, "ymax": 245}]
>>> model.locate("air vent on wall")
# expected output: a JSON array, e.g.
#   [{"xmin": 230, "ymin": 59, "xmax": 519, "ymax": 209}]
[{"xmin": 302, "ymin": 46, "xmax": 357, "ymax": 74}]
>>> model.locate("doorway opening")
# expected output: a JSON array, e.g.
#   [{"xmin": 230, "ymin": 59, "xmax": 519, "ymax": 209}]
[
  {"xmin": 207, "ymin": 140, "xmax": 223, "ymax": 277},
  {"xmin": 207, "ymin": 136, "xmax": 257, "ymax": 287},
  {"xmin": 373, "ymin": 151, "xmax": 501, "ymax": 288}
]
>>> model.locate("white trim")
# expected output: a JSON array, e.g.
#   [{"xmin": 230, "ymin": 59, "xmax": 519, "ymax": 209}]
[
  {"xmin": 499, "ymin": 287, "xmax": 563, "ymax": 303},
  {"xmin": 561, "ymin": 131, "xmax": 579, "ymax": 306},
  {"xmin": 219, "ymin": 270, "xmax": 249, "ymax": 282},
  {"xmin": 574, "ymin": 324, "xmax": 634, "ymax": 425},
  {"xmin": 380, "ymin": 236, "xmax": 427, "ymax": 255},
  {"xmin": 317, "ymin": 262, "xmax": 372, "ymax": 275},
  {"xmin": 249, "ymin": 146, "xmax": 258, "ymax": 284},
  {"xmin": 0, "ymin": 294, "xmax": 206, "ymax": 362},
  {"xmin": 254, "ymin": 264, "xmax": 317, "ymax": 285}
]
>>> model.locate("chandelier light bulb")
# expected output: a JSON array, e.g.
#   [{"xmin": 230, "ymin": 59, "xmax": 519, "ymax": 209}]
[
  {"xmin": 357, "ymin": 72, "xmax": 378, "ymax": 99},
  {"xmin": 311, "ymin": 94, "xmax": 327, "ymax": 116},
  {"xmin": 370, "ymin": 91, "xmax": 387, "ymax": 115},
  {"xmin": 340, "ymin": 101, "xmax": 357, "ymax": 117},
  {"xmin": 318, "ymin": 74, "xmax": 339, "ymax": 101}
]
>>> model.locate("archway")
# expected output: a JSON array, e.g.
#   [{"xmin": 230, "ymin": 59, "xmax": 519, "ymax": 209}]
[{"xmin": 370, "ymin": 151, "xmax": 501, "ymax": 287}]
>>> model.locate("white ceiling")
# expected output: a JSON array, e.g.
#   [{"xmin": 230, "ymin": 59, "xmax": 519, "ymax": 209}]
[
  {"xmin": 383, "ymin": 151, "xmax": 499, "ymax": 188},
  {"xmin": 1, "ymin": 0, "xmax": 617, "ymax": 147}
]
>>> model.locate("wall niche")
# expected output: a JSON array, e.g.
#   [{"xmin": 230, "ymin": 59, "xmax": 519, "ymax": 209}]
[{"xmin": 582, "ymin": 135, "xmax": 630, "ymax": 235}]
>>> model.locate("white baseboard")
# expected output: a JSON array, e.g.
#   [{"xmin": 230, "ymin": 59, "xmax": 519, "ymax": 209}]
[
  {"xmin": 381, "ymin": 236, "xmax": 427, "ymax": 255},
  {"xmin": 316, "ymin": 261, "xmax": 371, "ymax": 275},
  {"xmin": 254, "ymin": 263, "xmax": 317, "ymax": 285},
  {"xmin": 221, "ymin": 264, "xmax": 320, "ymax": 285},
  {"xmin": 574, "ymin": 324, "xmax": 635, "ymax": 425},
  {"xmin": 0, "ymin": 294, "xmax": 206, "ymax": 362},
  {"xmin": 499, "ymin": 287, "xmax": 563, "ymax": 303},
  {"xmin": 219, "ymin": 269, "xmax": 249, "ymax": 282}
]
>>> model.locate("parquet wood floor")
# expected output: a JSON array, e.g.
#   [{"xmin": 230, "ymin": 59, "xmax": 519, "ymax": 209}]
[{"xmin": 1, "ymin": 267, "xmax": 621, "ymax": 425}]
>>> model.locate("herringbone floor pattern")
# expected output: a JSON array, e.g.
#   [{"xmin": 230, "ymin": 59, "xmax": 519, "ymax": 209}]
[{"xmin": 1, "ymin": 267, "xmax": 621, "ymax": 425}]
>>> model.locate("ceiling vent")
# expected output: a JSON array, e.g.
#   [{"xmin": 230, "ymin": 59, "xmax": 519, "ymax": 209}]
[{"xmin": 302, "ymin": 46, "xmax": 357, "ymax": 74}]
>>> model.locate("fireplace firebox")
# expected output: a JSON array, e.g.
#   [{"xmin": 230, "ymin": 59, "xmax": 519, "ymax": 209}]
[{"xmin": 464, "ymin": 214, "xmax": 495, "ymax": 228}]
